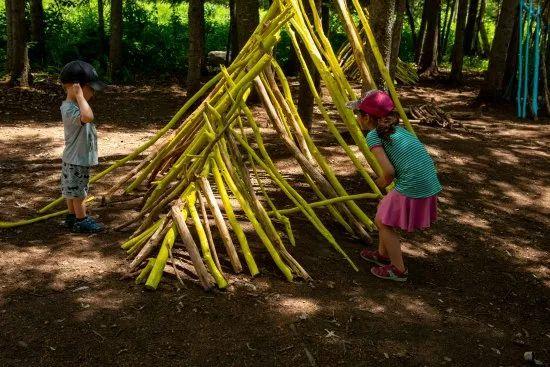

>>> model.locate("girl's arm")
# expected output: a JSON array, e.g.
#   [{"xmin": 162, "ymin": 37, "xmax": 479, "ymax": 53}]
[{"xmin": 372, "ymin": 146, "xmax": 395, "ymax": 188}]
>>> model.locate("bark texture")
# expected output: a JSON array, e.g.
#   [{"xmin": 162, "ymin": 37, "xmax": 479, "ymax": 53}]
[
  {"xmin": 464, "ymin": 0, "xmax": 479, "ymax": 55},
  {"xmin": 187, "ymin": 0, "xmax": 205, "ymax": 95},
  {"xmin": 235, "ymin": 0, "xmax": 259, "ymax": 56},
  {"xmin": 30, "ymin": 0, "xmax": 45, "ymax": 63},
  {"xmin": 450, "ymin": 0, "xmax": 468, "ymax": 84},
  {"xmin": 479, "ymin": 0, "xmax": 519, "ymax": 100},
  {"xmin": 390, "ymin": 0, "xmax": 406, "ymax": 80},
  {"xmin": 418, "ymin": 0, "xmax": 441, "ymax": 76},
  {"xmin": 366, "ymin": 0, "xmax": 397, "ymax": 87},
  {"xmin": 6, "ymin": 0, "xmax": 30, "ymax": 86}
]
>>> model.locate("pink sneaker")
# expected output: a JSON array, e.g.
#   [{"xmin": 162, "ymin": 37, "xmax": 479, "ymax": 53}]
[
  {"xmin": 360, "ymin": 248, "xmax": 390, "ymax": 265},
  {"xmin": 371, "ymin": 264, "xmax": 408, "ymax": 282}
]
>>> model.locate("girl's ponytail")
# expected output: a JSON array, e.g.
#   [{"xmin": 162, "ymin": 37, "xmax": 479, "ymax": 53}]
[{"xmin": 376, "ymin": 111, "xmax": 399, "ymax": 141}]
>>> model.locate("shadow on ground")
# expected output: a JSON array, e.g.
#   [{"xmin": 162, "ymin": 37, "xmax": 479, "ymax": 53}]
[{"xmin": 0, "ymin": 77, "xmax": 548, "ymax": 366}]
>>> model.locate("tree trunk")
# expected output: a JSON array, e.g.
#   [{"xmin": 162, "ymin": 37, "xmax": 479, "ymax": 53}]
[
  {"xmin": 390, "ymin": 0, "xmax": 406, "ymax": 80},
  {"xmin": 30, "ymin": 0, "xmax": 45, "ymax": 64},
  {"xmin": 235, "ymin": 0, "xmax": 259, "ymax": 57},
  {"xmin": 449, "ymin": 0, "xmax": 468, "ymax": 84},
  {"xmin": 502, "ymin": 12, "xmax": 519, "ymax": 99},
  {"xmin": 478, "ymin": 0, "xmax": 519, "ymax": 100},
  {"xmin": 463, "ymin": 0, "xmax": 479, "ymax": 55},
  {"xmin": 418, "ymin": 0, "xmax": 441, "ymax": 76},
  {"xmin": 228, "ymin": 0, "xmax": 237, "ymax": 64},
  {"xmin": 298, "ymin": 0, "xmax": 321, "ymax": 130},
  {"xmin": 7, "ymin": 0, "xmax": 29, "ymax": 86},
  {"xmin": 5, "ymin": 0, "xmax": 13, "ymax": 73},
  {"xmin": 471, "ymin": 0, "xmax": 486, "ymax": 55},
  {"xmin": 440, "ymin": 0, "xmax": 457, "ymax": 59},
  {"xmin": 109, "ymin": 0, "xmax": 123, "ymax": 81},
  {"xmin": 98, "ymin": 0, "xmax": 105, "ymax": 56},
  {"xmin": 187, "ymin": 0, "xmax": 205, "ymax": 95},
  {"xmin": 479, "ymin": 20, "xmax": 491, "ymax": 56},
  {"xmin": 405, "ymin": 0, "xmax": 417, "ymax": 52},
  {"xmin": 367, "ymin": 0, "xmax": 397, "ymax": 87},
  {"xmin": 416, "ymin": 0, "xmax": 429, "ymax": 61}
]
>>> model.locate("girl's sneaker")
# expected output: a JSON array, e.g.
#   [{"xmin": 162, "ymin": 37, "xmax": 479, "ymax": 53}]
[
  {"xmin": 360, "ymin": 248, "xmax": 391, "ymax": 265},
  {"xmin": 72, "ymin": 216, "xmax": 104, "ymax": 233},
  {"xmin": 371, "ymin": 264, "xmax": 408, "ymax": 282}
]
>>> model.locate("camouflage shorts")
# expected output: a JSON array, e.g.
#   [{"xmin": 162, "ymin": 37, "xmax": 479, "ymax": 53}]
[{"xmin": 61, "ymin": 162, "xmax": 90, "ymax": 199}]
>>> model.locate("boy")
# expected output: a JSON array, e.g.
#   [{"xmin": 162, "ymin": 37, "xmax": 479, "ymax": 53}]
[{"xmin": 59, "ymin": 60, "xmax": 106, "ymax": 233}]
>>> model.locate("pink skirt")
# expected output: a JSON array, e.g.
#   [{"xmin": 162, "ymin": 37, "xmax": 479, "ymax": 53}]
[{"xmin": 376, "ymin": 190, "xmax": 438, "ymax": 232}]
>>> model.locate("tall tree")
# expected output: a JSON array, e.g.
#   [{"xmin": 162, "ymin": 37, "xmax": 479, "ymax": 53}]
[
  {"xmin": 109, "ymin": 0, "xmax": 123, "ymax": 81},
  {"xmin": 30, "ymin": 0, "xmax": 45, "ymax": 63},
  {"xmin": 389, "ymin": 0, "xmax": 406, "ymax": 80},
  {"xmin": 405, "ymin": 0, "xmax": 417, "ymax": 52},
  {"xmin": 418, "ymin": 0, "xmax": 441, "ymax": 76},
  {"xmin": 227, "ymin": 0, "xmax": 238, "ymax": 63},
  {"xmin": 472, "ymin": 0, "xmax": 487, "ymax": 56},
  {"xmin": 235, "ymin": 0, "xmax": 259, "ymax": 57},
  {"xmin": 449, "ymin": 0, "xmax": 468, "ymax": 83},
  {"xmin": 416, "ymin": 0, "xmax": 429, "ymax": 61},
  {"xmin": 463, "ymin": 0, "xmax": 479, "ymax": 55},
  {"xmin": 98, "ymin": 0, "xmax": 106, "ymax": 56},
  {"xmin": 298, "ymin": 0, "xmax": 321, "ymax": 130},
  {"xmin": 366, "ymin": 0, "xmax": 397, "ymax": 87},
  {"xmin": 478, "ymin": 0, "xmax": 519, "ymax": 100},
  {"xmin": 6, "ymin": 0, "xmax": 30, "ymax": 86},
  {"xmin": 187, "ymin": 0, "xmax": 205, "ymax": 95},
  {"xmin": 440, "ymin": 0, "xmax": 457, "ymax": 58}
]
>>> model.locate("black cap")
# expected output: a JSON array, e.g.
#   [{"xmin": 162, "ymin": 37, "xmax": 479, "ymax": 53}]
[{"xmin": 60, "ymin": 60, "xmax": 107, "ymax": 92}]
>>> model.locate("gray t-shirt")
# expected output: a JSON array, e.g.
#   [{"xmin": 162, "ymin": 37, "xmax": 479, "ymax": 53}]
[{"xmin": 61, "ymin": 100, "xmax": 98, "ymax": 166}]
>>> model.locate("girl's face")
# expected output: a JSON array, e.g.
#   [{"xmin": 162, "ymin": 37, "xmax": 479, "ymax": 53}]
[{"xmin": 357, "ymin": 112, "xmax": 376, "ymax": 130}]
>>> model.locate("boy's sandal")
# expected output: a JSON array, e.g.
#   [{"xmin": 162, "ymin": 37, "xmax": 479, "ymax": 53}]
[
  {"xmin": 360, "ymin": 248, "xmax": 391, "ymax": 266},
  {"xmin": 371, "ymin": 264, "xmax": 408, "ymax": 282}
]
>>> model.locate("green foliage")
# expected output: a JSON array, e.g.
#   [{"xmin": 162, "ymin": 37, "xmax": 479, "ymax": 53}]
[{"xmin": 0, "ymin": 0, "xmax": 502, "ymax": 80}]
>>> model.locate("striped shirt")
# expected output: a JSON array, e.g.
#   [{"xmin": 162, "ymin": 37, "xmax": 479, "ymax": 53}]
[{"xmin": 366, "ymin": 126, "xmax": 442, "ymax": 198}]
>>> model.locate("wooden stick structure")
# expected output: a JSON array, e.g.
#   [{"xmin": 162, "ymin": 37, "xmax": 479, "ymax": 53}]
[{"xmin": 1, "ymin": 0, "xmax": 416, "ymax": 290}]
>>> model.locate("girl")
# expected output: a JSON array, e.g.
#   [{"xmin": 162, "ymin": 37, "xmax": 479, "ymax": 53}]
[{"xmin": 347, "ymin": 90, "xmax": 442, "ymax": 282}]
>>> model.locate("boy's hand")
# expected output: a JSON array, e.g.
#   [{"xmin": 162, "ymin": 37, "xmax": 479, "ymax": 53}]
[{"xmin": 72, "ymin": 83, "xmax": 84, "ymax": 99}]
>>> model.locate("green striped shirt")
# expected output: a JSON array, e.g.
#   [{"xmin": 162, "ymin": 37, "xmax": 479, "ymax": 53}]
[{"xmin": 366, "ymin": 126, "xmax": 442, "ymax": 198}]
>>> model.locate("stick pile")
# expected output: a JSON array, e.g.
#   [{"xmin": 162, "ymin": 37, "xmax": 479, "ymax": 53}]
[{"xmin": 1, "ymin": 0, "xmax": 415, "ymax": 290}]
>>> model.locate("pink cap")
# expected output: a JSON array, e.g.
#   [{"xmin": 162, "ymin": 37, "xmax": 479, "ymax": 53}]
[{"xmin": 346, "ymin": 90, "xmax": 395, "ymax": 117}]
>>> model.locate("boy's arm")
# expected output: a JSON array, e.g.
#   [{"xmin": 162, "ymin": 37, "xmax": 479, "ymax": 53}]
[{"xmin": 72, "ymin": 83, "xmax": 94, "ymax": 123}]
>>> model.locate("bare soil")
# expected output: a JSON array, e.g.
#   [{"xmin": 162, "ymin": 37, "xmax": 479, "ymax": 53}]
[{"xmin": 0, "ymin": 75, "xmax": 549, "ymax": 367}]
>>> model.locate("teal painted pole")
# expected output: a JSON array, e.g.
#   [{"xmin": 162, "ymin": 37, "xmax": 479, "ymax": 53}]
[
  {"xmin": 516, "ymin": 0, "xmax": 524, "ymax": 117},
  {"xmin": 521, "ymin": 0, "xmax": 532, "ymax": 118},
  {"xmin": 531, "ymin": 7, "xmax": 541, "ymax": 118}
]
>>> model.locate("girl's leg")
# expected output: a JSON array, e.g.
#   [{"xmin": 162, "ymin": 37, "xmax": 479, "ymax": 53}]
[
  {"xmin": 73, "ymin": 198, "xmax": 87, "ymax": 219},
  {"xmin": 375, "ymin": 217, "xmax": 388, "ymax": 256},
  {"xmin": 377, "ymin": 220, "xmax": 406, "ymax": 272}
]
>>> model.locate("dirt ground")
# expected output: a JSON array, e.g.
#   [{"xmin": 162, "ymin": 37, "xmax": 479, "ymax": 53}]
[{"xmin": 0, "ymin": 75, "xmax": 549, "ymax": 367}]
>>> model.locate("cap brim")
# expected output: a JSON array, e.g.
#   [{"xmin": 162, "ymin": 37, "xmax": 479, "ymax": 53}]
[
  {"xmin": 345, "ymin": 100, "xmax": 361, "ymax": 110},
  {"xmin": 88, "ymin": 80, "xmax": 107, "ymax": 92}
]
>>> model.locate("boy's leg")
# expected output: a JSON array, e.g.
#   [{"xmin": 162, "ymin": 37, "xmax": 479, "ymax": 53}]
[
  {"xmin": 377, "ymin": 221, "xmax": 406, "ymax": 272},
  {"xmin": 66, "ymin": 198, "xmax": 75, "ymax": 214},
  {"xmin": 72, "ymin": 198, "xmax": 87, "ymax": 219}
]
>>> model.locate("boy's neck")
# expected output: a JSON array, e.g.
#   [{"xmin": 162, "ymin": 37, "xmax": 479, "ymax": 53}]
[{"xmin": 65, "ymin": 95, "xmax": 77, "ymax": 103}]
